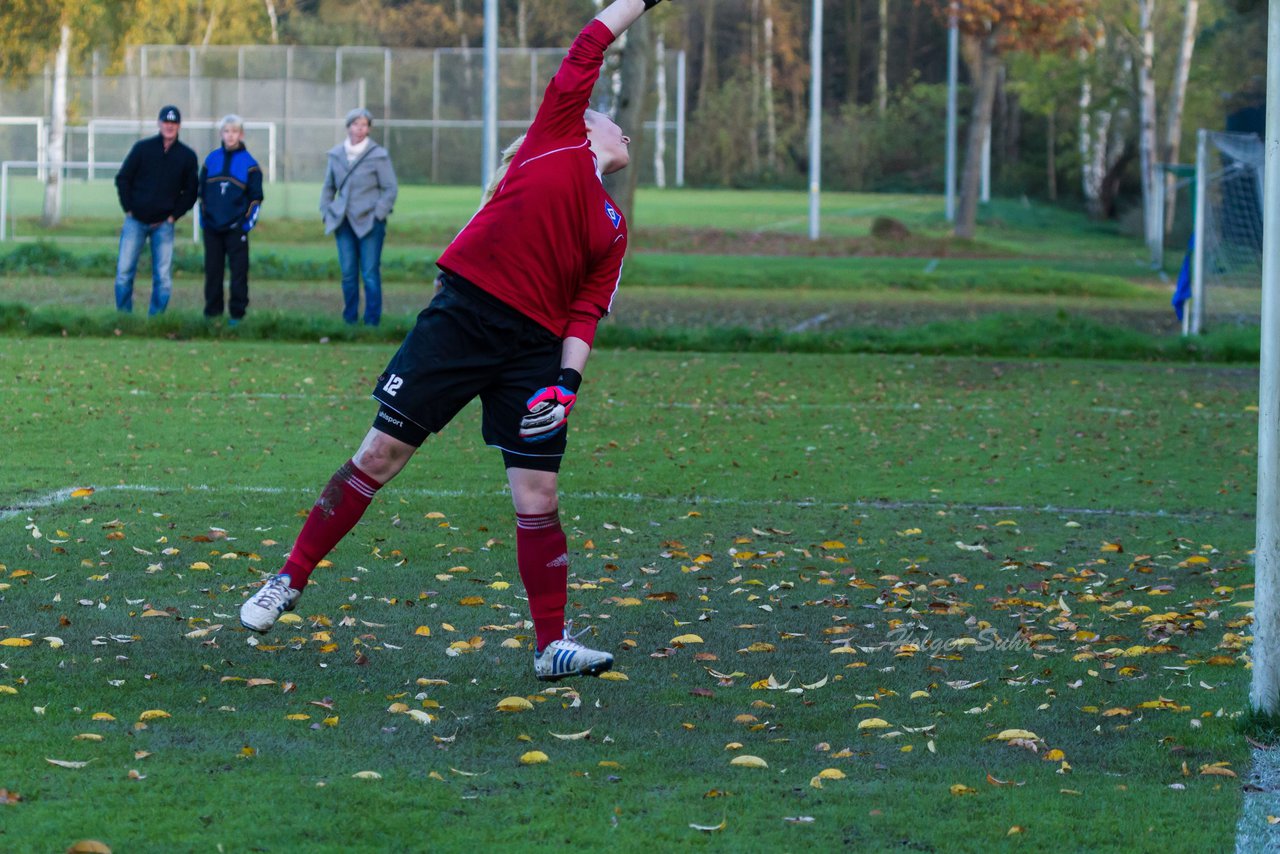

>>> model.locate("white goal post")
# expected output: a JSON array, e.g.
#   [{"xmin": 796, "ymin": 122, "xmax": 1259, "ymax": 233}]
[
  {"xmin": 0, "ymin": 117, "xmax": 48, "ymax": 180},
  {"xmin": 0, "ymin": 160, "xmax": 203, "ymax": 245},
  {"xmin": 0, "ymin": 160, "xmax": 120, "ymax": 241},
  {"xmin": 1185, "ymin": 128, "xmax": 1265, "ymax": 335}
]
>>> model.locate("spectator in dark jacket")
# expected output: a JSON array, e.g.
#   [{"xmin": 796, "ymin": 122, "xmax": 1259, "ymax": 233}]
[
  {"xmin": 113, "ymin": 105, "xmax": 199, "ymax": 315},
  {"xmin": 199, "ymin": 114, "xmax": 264, "ymax": 325}
]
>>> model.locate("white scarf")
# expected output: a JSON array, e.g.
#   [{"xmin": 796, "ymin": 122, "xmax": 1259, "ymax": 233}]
[{"xmin": 344, "ymin": 137, "xmax": 371, "ymax": 163}]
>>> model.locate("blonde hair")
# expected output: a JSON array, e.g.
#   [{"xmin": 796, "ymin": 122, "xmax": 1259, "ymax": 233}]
[
  {"xmin": 479, "ymin": 134, "xmax": 527, "ymax": 207},
  {"xmin": 218, "ymin": 114, "xmax": 244, "ymax": 133}
]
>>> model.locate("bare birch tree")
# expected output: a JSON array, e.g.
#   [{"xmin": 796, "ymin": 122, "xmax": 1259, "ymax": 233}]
[
  {"xmin": 1162, "ymin": 0, "xmax": 1199, "ymax": 233},
  {"xmin": 654, "ymin": 31, "xmax": 667, "ymax": 188},
  {"xmin": 43, "ymin": 22, "xmax": 70, "ymax": 226},
  {"xmin": 1137, "ymin": 0, "xmax": 1161, "ymax": 265},
  {"xmin": 876, "ymin": 0, "xmax": 888, "ymax": 115},
  {"xmin": 763, "ymin": 0, "xmax": 778, "ymax": 173},
  {"xmin": 610, "ymin": 15, "xmax": 650, "ymax": 228}
]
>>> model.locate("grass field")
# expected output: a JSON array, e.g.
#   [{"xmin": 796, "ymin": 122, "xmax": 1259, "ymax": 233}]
[
  {"xmin": 0, "ymin": 183, "xmax": 1267, "ymax": 851},
  {"xmin": 0, "ymin": 336, "xmax": 1262, "ymax": 852}
]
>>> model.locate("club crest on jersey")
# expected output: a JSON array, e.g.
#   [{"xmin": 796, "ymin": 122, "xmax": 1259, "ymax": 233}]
[{"xmin": 604, "ymin": 201, "xmax": 621, "ymax": 229}]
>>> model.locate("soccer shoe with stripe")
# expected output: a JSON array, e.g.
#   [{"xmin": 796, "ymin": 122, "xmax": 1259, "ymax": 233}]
[
  {"xmin": 534, "ymin": 623, "xmax": 614, "ymax": 682},
  {"xmin": 240, "ymin": 573, "xmax": 302, "ymax": 633}
]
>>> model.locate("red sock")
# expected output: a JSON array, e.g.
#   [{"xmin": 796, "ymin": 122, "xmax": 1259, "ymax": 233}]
[
  {"xmin": 516, "ymin": 511, "xmax": 569, "ymax": 651},
  {"xmin": 281, "ymin": 460, "xmax": 382, "ymax": 591}
]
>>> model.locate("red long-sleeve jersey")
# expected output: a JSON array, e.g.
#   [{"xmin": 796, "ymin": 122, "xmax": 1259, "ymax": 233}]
[{"xmin": 436, "ymin": 20, "xmax": 626, "ymax": 347}]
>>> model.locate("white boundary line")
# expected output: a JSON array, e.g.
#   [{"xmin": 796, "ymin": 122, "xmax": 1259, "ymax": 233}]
[
  {"xmin": 0, "ymin": 386, "xmax": 1257, "ymax": 419},
  {"xmin": 0, "ymin": 482, "xmax": 1245, "ymax": 523}
]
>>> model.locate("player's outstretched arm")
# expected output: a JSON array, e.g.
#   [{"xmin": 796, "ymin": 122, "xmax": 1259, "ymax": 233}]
[{"xmin": 596, "ymin": 0, "xmax": 668, "ymax": 39}]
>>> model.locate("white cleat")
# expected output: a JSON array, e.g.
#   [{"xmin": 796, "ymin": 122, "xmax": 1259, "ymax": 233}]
[
  {"xmin": 534, "ymin": 623, "xmax": 614, "ymax": 682},
  {"xmin": 240, "ymin": 574, "xmax": 302, "ymax": 633}
]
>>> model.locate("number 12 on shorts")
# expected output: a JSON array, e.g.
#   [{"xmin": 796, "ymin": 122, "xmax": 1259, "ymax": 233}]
[{"xmin": 382, "ymin": 374, "xmax": 404, "ymax": 396}]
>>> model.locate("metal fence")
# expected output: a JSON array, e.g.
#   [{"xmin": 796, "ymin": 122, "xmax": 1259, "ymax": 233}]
[{"xmin": 0, "ymin": 43, "xmax": 686, "ymax": 189}]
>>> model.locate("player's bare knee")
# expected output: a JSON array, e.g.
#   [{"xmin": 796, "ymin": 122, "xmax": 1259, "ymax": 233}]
[{"xmin": 353, "ymin": 430, "xmax": 415, "ymax": 482}]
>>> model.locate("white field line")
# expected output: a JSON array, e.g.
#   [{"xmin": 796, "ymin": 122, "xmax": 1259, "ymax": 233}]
[
  {"xmin": 0, "ymin": 482, "xmax": 1239, "ymax": 524},
  {"xmin": 0, "ymin": 386, "xmax": 1254, "ymax": 419}
]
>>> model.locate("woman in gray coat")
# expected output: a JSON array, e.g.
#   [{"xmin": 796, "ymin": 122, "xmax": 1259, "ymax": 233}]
[{"xmin": 321, "ymin": 108, "xmax": 398, "ymax": 326}]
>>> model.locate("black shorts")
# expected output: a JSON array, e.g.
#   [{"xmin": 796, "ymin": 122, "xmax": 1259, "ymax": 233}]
[{"xmin": 371, "ymin": 273, "xmax": 566, "ymax": 471}]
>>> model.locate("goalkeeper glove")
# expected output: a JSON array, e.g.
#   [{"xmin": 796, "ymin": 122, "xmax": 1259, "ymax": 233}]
[{"xmin": 519, "ymin": 368, "xmax": 582, "ymax": 443}]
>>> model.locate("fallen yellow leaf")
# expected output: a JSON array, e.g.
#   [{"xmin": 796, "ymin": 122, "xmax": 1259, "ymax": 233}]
[
  {"xmin": 65, "ymin": 841, "xmax": 112, "ymax": 854},
  {"xmin": 138, "ymin": 710, "xmax": 171, "ymax": 722},
  {"xmin": 729, "ymin": 755, "xmax": 768, "ymax": 768},
  {"xmin": 1200, "ymin": 764, "xmax": 1237, "ymax": 778},
  {"xmin": 497, "ymin": 696, "xmax": 534, "ymax": 712},
  {"xmin": 520, "ymin": 751, "xmax": 550, "ymax": 765}
]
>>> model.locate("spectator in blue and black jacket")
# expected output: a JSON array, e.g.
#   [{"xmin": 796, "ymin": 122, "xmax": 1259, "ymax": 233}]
[
  {"xmin": 113, "ymin": 105, "xmax": 199, "ymax": 315},
  {"xmin": 199, "ymin": 114, "xmax": 264, "ymax": 325}
]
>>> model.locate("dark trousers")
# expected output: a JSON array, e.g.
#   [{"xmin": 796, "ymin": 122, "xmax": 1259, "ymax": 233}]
[{"xmin": 203, "ymin": 228, "xmax": 250, "ymax": 319}]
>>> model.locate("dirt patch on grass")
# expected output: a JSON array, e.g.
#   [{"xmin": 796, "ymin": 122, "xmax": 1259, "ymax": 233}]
[{"xmin": 612, "ymin": 291, "xmax": 1255, "ymax": 336}]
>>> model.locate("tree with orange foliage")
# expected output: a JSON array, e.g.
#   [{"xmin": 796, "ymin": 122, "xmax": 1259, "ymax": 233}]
[{"xmin": 927, "ymin": 1, "xmax": 1092, "ymax": 238}]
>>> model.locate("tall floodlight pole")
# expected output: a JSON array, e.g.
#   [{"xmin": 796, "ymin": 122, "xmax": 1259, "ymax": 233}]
[
  {"xmin": 1251, "ymin": 0, "xmax": 1280, "ymax": 715},
  {"xmin": 481, "ymin": 0, "xmax": 499, "ymax": 190},
  {"xmin": 808, "ymin": 0, "xmax": 823, "ymax": 240},
  {"xmin": 945, "ymin": 2, "xmax": 959, "ymax": 221}
]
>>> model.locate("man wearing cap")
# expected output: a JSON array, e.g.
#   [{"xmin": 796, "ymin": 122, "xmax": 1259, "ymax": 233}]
[{"xmin": 113, "ymin": 105, "xmax": 199, "ymax": 315}]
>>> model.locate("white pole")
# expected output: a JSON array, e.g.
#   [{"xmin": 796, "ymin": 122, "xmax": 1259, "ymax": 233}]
[
  {"xmin": 1251, "ymin": 0, "xmax": 1280, "ymax": 716},
  {"xmin": 1191, "ymin": 129, "xmax": 1207, "ymax": 335},
  {"xmin": 335, "ymin": 47, "xmax": 344, "ymax": 119},
  {"xmin": 36, "ymin": 118, "xmax": 46, "ymax": 183},
  {"xmin": 981, "ymin": 122, "xmax": 991, "ymax": 203},
  {"xmin": 385, "ymin": 48, "xmax": 392, "ymax": 120},
  {"xmin": 945, "ymin": 3, "xmax": 958, "ymax": 221},
  {"xmin": 481, "ymin": 0, "xmax": 499, "ymax": 190},
  {"xmin": 1, "ymin": 161, "xmax": 8, "ymax": 241},
  {"xmin": 676, "ymin": 50, "xmax": 687, "ymax": 188},
  {"xmin": 808, "ymin": 0, "xmax": 823, "ymax": 241},
  {"xmin": 268, "ymin": 124, "xmax": 278, "ymax": 183}
]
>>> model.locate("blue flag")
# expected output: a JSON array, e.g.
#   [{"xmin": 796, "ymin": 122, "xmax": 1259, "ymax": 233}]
[{"xmin": 1172, "ymin": 232, "xmax": 1194, "ymax": 321}]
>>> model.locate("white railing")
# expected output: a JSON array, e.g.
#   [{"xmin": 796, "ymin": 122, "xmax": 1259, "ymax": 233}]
[{"xmin": 83, "ymin": 120, "xmax": 278, "ymax": 182}]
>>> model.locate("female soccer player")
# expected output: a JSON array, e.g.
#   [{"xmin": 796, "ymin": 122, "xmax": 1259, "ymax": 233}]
[{"xmin": 242, "ymin": 0, "xmax": 668, "ymax": 682}]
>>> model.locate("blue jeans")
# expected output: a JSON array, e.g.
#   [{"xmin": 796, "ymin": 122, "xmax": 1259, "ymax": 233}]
[
  {"xmin": 335, "ymin": 218, "xmax": 386, "ymax": 326},
  {"xmin": 114, "ymin": 216, "xmax": 175, "ymax": 315}
]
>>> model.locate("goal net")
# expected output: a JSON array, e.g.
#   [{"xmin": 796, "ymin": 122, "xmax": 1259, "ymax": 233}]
[{"xmin": 1184, "ymin": 130, "xmax": 1264, "ymax": 334}]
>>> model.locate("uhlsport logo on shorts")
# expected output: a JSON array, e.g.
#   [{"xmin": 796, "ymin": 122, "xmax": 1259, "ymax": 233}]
[{"xmin": 603, "ymin": 201, "xmax": 621, "ymax": 229}]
